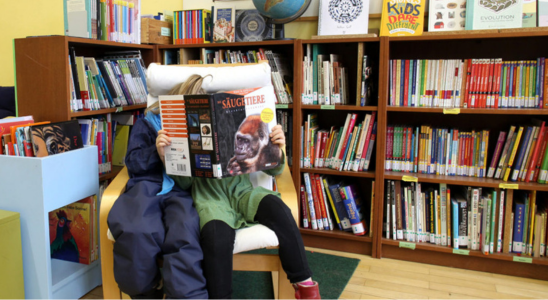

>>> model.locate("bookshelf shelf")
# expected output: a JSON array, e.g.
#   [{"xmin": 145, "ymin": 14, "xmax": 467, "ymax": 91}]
[
  {"xmin": 301, "ymin": 168, "xmax": 375, "ymax": 178},
  {"xmin": 302, "ymin": 105, "xmax": 378, "ymax": 111},
  {"xmin": 384, "ymin": 171, "xmax": 548, "ymax": 192},
  {"xmin": 64, "ymin": 36, "xmax": 156, "ymax": 49},
  {"xmin": 99, "ymin": 165, "xmax": 124, "ymax": 182},
  {"xmin": 70, "ymin": 104, "xmax": 148, "ymax": 118},
  {"xmin": 159, "ymin": 40, "xmax": 295, "ymax": 49},
  {"xmin": 387, "ymin": 107, "xmax": 548, "ymax": 115},
  {"xmin": 391, "ymin": 27, "xmax": 548, "ymax": 42},
  {"xmin": 300, "ymin": 228, "xmax": 373, "ymax": 255}
]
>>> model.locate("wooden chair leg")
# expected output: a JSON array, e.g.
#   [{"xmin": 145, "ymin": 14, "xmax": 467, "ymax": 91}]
[
  {"xmin": 277, "ymin": 262, "xmax": 294, "ymax": 299},
  {"xmin": 272, "ymin": 271, "xmax": 279, "ymax": 299}
]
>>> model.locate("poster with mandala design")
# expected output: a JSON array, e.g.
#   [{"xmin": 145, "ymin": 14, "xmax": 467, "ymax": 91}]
[
  {"xmin": 428, "ymin": 0, "xmax": 467, "ymax": 32},
  {"xmin": 318, "ymin": 0, "xmax": 369, "ymax": 36}
]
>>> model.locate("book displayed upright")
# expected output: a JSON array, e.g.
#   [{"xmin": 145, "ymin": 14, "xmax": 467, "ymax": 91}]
[
  {"xmin": 31, "ymin": 120, "xmax": 84, "ymax": 157},
  {"xmin": 428, "ymin": 0, "xmax": 467, "ymax": 32},
  {"xmin": 380, "ymin": 0, "xmax": 426, "ymax": 36},
  {"xmin": 235, "ymin": 9, "xmax": 273, "ymax": 42},
  {"xmin": 317, "ymin": 0, "xmax": 369, "ymax": 36},
  {"xmin": 159, "ymin": 85, "xmax": 281, "ymax": 178},
  {"xmin": 213, "ymin": 5, "xmax": 235, "ymax": 43},
  {"xmin": 465, "ymin": 0, "xmax": 524, "ymax": 30}
]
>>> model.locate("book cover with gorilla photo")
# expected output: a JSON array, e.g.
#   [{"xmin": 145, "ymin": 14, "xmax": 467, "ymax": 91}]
[
  {"xmin": 159, "ymin": 85, "xmax": 281, "ymax": 178},
  {"xmin": 30, "ymin": 120, "xmax": 84, "ymax": 157}
]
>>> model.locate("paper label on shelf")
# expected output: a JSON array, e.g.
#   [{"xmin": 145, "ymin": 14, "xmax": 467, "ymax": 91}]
[
  {"xmin": 453, "ymin": 249, "xmax": 470, "ymax": 255},
  {"xmin": 116, "ymin": 107, "xmax": 123, "ymax": 113},
  {"xmin": 399, "ymin": 242, "xmax": 416, "ymax": 250},
  {"xmin": 161, "ymin": 27, "xmax": 171, "ymax": 36},
  {"xmin": 402, "ymin": 175, "xmax": 418, "ymax": 182},
  {"xmin": 443, "ymin": 108, "xmax": 460, "ymax": 114},
  {"xmin": 499, "ymin": 183, "xmax": 519, "ymax": 189},
  {"xmin": 276, "ymin": 104, "xmax": 289, "ymax": 109},
  {"xmin": 513, "ymin": 256, "xmax": 532, "ymax": 263},
  {"xmin": 321, "ymin": 105, "xmax": 335, "ymax": 110}
]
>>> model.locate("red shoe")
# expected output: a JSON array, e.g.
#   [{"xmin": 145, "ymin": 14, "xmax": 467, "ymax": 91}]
[{"xmin": 293, "ymin": 281, "xmax": 321, "ymax": 299}]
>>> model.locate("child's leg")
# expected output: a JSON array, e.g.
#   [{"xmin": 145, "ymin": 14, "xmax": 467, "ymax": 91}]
[
  {"xmin": 200, "ymin": 220, "xmax": 236, "ymax": 299},
  {"xmin": 107, "ymin": 184, "xmax": 164, "ymax": 297},
  {"xmin": 161, "ymin": 190, "xmax": 208, "ymax": 299},
  {"xmin": 254, "ymin": 195, "xmax": 313, "ymax": 283}
]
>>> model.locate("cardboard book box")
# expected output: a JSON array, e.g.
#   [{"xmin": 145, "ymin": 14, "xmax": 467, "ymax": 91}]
[{"xmin": 141, "ymin": 18, "xmax": 173, "ymax": 45}]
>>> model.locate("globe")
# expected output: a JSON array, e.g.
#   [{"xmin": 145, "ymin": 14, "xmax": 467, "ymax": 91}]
[{"xmin": 252, "ymin": 0, "xmax": 312, "ymax": 24}]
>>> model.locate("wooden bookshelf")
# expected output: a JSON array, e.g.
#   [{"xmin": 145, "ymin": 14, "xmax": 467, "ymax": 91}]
[
  {"xmin": 302, "ymin": 105, "xmax": 378, "ymax": 111},
  {"xmin": 387, "ymin": 107, "xmax": 548, "ymax": 115}
]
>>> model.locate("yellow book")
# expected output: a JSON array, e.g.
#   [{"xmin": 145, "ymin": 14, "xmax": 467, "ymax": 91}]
[
  {"xmin": 113, "ymin": 125, "xmax": 130, "ymax": 166},
  {"xmin": 503, "ymin": 127, "xmax": 524, "ymax": 181},
  {"xmin": 528, "ymin": 191, "xmax": 536, "ymax": 255},
  {"xmin": 380, "ymin": 0, "xmax": 426, "ymax": 36},
  {"xmin": 322, "ymin": 177, "xmax": 340, "ymax": 225}
]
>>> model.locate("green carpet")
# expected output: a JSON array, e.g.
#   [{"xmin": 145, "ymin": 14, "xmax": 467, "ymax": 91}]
[{"xmin": 232, "ymin": 249, "xmax": 360, "ymax": 299}]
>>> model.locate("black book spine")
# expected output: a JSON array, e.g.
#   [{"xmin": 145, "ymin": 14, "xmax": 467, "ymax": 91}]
[
  {"xmin": 69, "ymin": 47, "xmax": 82, "ymax": 103},
  {"xmin": 209, "ymin": 95, "xmax": 222, "ymax": 177}
]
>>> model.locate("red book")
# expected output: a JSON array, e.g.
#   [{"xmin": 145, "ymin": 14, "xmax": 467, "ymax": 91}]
[
  {"xmin": 314, "ymin": 130, "xmax": 322, "ymax": 167},
  {"xmin": 533, "ymin": 130, "xmax": 548, "ymax": 182},
  {"xmin": 359, "ymin": 112, "xmax": 376, "ymax": 167},
  {"xmin": 469, "ymin": 60, "xmax": 480, "ymax": 108},
  {"xmin": 337, "ymin": 113, "xmax": 358, "ymax": 164},
  {"xmin": 463, "ymin": 59, "xmax": 472, "ymax": 108},
  {"xmin": 485, "ymin": 59, "xmax": 495, "ymax": 108},
  {"xmin": 314, "ymin": 174, "xmax": 330, "ymax": 229},
  {"xmin": 526, "ymin": 122, "xmax": 546, "ymax": 182},
  {"xmin": 487, "ymin": 131, "xmax": 507, "ymax": 178},
  {"xmin": 308, "ymin": 174, "xmax": 323, "ymax": 229},
  {"xmin": 403, "ymin": 60, "xmax": 410, "ymax": 106},
  {"xmin": 386, "ymin": 125, "xmax": 394, "ymax": 171},
  {"xmin": 300, "ymin": 185, "xmax": 309, "ymax": 229},
  {"xmin": 493, "ymin": 59, "xmax": 503, "ymax": 108},
  {"xmin": 319, "ymin": 131, "xmax": 328, "ymax": 167},
  {"xmin": 479, "ymin": 59, "xmax": 490, "ymax": 108}
]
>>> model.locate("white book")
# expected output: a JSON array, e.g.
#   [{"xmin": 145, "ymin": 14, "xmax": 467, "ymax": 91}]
[
  {"xmin": 496, "ymin": 191, "xmax": 505, "ymax": 253},
  {"xmin": 317, "ymin": 0, "xmax": 369, "ymax": 36},
  {"xmin": 440, "ymin": 184, "xmax": 448, "ymax": 246}
]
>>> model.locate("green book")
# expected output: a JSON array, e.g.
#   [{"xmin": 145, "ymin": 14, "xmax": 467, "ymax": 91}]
[
  {"xmin": 501, "ymin": 62, "xmax": 508, "ymax": 107},
  {"xmin": 489, "ymin": 190, "xmax": 497, "ymax": 254},
  {"xmin": 345, "ymin": 124, "xmax": 362, "ymax": 171},
  {"xmin": 538, "ymin": 140, "xmax": 548, "ymax": 183}
]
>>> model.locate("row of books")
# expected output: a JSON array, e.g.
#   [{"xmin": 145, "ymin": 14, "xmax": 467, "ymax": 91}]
[
  {"xmin": 64, "ymin": 0, "xmax": 141, "ymax": 44},
  {"xmin": 301, "ymin": 173, "xmax": 372, "ymax": 237},
  {"xmin": 385, "ymin": 122, "xmax": 548, "ymax": 184},
  {"xmin": 384, "ymin": 181, "xmax": 548, "ymax": 257},
  {"xmin": 49, "ymin": 195, "xmax": 99, "ymax": 264},
  {"xmin": 301, "ymin": 52, "xmax": 350, "ymax": 106},
  {"xmin": 173, "ymin": 9, "xmax": 213, "ymax": 45},
  {"xmin": 277, "ymin": 110, "xmax": 293, "ymax": 167},
  {"xmin": 301, "ymin": 113, "xmax": 377, "ymax": 172},
  {"xmin": 69, "ymin": 49, "xmax": 148, "ymax": 112},
  {"xmin": 389, "ymin": 58, "xmax": 548, "ymax": 109}
]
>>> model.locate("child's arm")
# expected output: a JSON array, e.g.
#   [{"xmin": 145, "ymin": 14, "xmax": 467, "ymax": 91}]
[
  {"xmin": 157, "ymin": 129, "xmax": 195, "ymax": 189},
  {"xmin": 263, "ymin": 124, "xmax": 286, "ymax": 176},
  {"xmin": 125, "ymin": 119, "xmax": 164, "ymax": 176}
]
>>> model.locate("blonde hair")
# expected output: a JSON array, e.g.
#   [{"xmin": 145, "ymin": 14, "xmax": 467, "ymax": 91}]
[{"xmin": 145, "ymin": 74, "xmax": 209, "ymax": 115}]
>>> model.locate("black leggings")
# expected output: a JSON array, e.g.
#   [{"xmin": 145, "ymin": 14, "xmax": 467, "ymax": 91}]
[{"xmin": 200, "ymin": 195, "xmax": 312, "ymax": 299}]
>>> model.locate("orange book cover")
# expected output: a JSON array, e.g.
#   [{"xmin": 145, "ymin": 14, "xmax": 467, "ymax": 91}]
[
  {"xmin": 49, "ymin": 196, "xmax": 93, "ymax": 264},
  {"xmin": 10, "ymin": 121, "xmax": 49, "ymax": 144}
]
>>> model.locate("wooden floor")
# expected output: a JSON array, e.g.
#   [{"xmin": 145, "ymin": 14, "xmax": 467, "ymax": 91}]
[{"xmin": 81, "ymin": 246, "xmax": 548, "ymax": 299}]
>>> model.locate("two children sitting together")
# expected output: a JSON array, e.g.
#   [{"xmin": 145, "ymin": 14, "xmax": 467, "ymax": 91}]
[{"xmin": 107, "ymin": 74, "xmax": 321, "ymax": 299}]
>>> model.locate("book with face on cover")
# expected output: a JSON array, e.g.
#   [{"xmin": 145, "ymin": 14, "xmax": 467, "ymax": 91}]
[
  {"xmin": 159, "ymin": 85, "xmax": 282, "ymax": 178},
  {"xmin": 428, "ymin": 0, "xmax": 467, "ymax": 32},
  {"xmin": 31, "ymin": 120, "xmax": 84, "ymax": 157}
]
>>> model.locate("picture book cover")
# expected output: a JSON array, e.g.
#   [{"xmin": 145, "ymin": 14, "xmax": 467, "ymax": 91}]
[
  {"xmin": 214, "ymin": 7, "xmax": 235, "ymax": 43},
  {"xmin": 522, "ymin": 0, "xmax": 537, "ymax": 27},
  {"xmin": 235, "ymin": 9, "xmax": 273, "ymax": 42},
  {"xmin": 49, "ymin": 196, "xmax": 93, "ymax": 264},
  {"xmin": 317, "ymin": 0, "xmax": 369, "ymax": 36},
  {"xmin": 465, "ymin": 0, "xmax": 523, "ymax": 29},
  {"xmin": 380, "ymin": 0, "xmax": 426, "ymax": 36},
  {"xmin": 159, "ymin": 85, "xmax": 282, "ymax": 178},
  {"xmin": 540, "ymin": 0, "xmax": 548, "ymax": 26},
  {"xmin": 31, "ymin": 120, "xmax": 84, "ymax": 157},
  {"xmin": 428, "ymin": 0, "xmax": 467, "ymax": 32}
]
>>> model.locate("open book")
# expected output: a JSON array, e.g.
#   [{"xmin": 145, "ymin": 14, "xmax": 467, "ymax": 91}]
[{"xmin": 159, "ymin": 85, "xmax": 281, "ymax": 178}]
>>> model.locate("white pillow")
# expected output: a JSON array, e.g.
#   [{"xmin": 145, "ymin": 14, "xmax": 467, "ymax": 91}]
[
  {"xmin": 146, "ymin": 62, "xmax": 273, "ymax": 106},
  {"xmin": 233, "ymin": 224, "xmax": 279, "ymax": 254}
]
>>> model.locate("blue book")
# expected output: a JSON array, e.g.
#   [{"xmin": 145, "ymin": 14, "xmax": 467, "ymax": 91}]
[
  {"xmin": 412, "ymin": 59, "xmax": 418, "ymax": 107},
  {"xmin": 513, "ymin": 201, "xmax": 525, "ymax": 253},
  {"xmin": 509, "ymin": 62, "xmax": 515, "ymax": 107},
  {"xmin": 536, "ymin": 58, "xmax": 541, "ymax": 108},
  {"xmin": 452, "ymin": 200, "xmax": 459, "ymax": 249},
  {"xmin": 328, "ymin": 183, "xmax": 352, "ymax": 232},
  {"xmin": 540, "ymin": 58, "xmax": 546, "ymax": 108},
  {"xmin": 511, "ymin": 126, "xmax": 533, "ymax": 181},
  {"xmin": 341, "ymin": 186, "xmax": 366, "ymax": 235},
  {"xmin": 431, "ymin": 128, "xmax": 437, "ymax": 174}
]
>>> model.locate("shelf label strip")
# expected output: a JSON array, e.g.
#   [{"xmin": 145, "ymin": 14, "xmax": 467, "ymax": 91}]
[
  {"xmin": 321, "ymin": 105, "xmax": 335, "ymax": 110},
  {"xmin": 402, "ymin": 175, "xmax": 418, "ymax": 182},
  {"xmin": 443, "ymin": 108, "xmax": 460, "ymax": 114},
  {"xmin": 116, "ymin": 107, "xmax": 123, "ymax": 113},
  {"xmin": 513, "ymin": 256, "xmax": 532, "ymax": 263},
  {"xmin": 452, "ymin": 249, "xmax": 469, "ymax": 255},
  {"xmin": 276, "ymin": 104, "xmax": 289, "ymax": 109},
  {"xmin": 499, "ymin": 183, "xmax": 519, "ymax": 189},
  {"xmin": 399, "ymin": 242, "xmax": 416, "ymax": 250}
]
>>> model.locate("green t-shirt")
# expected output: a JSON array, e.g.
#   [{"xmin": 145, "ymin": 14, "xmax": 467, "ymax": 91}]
[{"xmin": 170, "ymin": 153, "xmax": 285, "ymax": 230}]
